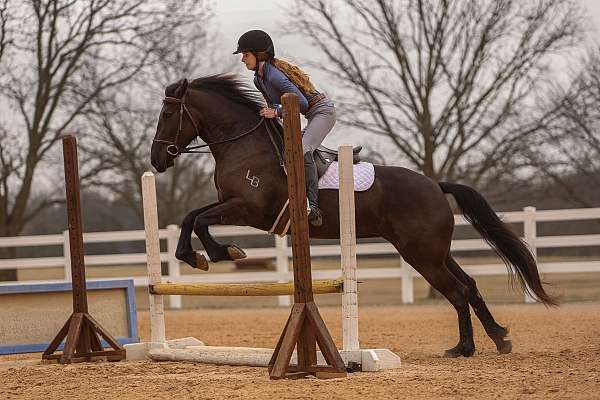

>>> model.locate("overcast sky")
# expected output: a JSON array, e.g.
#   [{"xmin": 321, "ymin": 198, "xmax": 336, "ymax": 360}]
[
  {"xmin": 214, "ymin": 1, "xmax": 600, "ymax": 149},
  {"xmin": 216, "ymin": 0, "xmax": 600, "ymax": 68}
]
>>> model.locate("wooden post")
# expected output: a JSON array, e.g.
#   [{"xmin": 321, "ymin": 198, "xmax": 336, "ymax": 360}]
[
  {"xmin": 42, "ymin": 135, "xmax": 125, "ymax": 363},
  {"xmin": 275, "ymin": 235, "xmax": 291, "ymax": 306},
  {"xmin": 401, "ymin": 258, "xmax": 415, "ymax": 304},
  {"xmin": 523, "ymin": 206, "xmax": 537, "ymax": 303},
  {"xmin": 62, "ymin": 230, "xmax": 71, "ymax": 281},
  {"xmin": 166, "ymin": 224, "xmax": 182, "ymax": 309},
  {"xmin": 268, "ymin": 93, "xmax": 346, "ymax": 379}
]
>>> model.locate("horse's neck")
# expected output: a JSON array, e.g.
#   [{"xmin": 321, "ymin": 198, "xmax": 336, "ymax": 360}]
[{"xmin": 208, "ymin": 117, "xmax": 276, "ymax": 169}]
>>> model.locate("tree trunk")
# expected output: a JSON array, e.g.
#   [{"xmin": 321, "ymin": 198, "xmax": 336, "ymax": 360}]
[{"xmin": 0, "ymin": 247, "xmax": 17, "ymax": 281}]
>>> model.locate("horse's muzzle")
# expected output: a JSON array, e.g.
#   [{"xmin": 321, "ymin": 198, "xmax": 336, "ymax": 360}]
[
  {"xmin": 151, "ymin": 142, "xmax": 176, "ymax": 173},
  {"xmin": 152, "ymin": 156, "xmax": 174, "ymax": 173},
  {"xmin": 151, "ymin": 159, "xmax": 166, "ymax": 173}
]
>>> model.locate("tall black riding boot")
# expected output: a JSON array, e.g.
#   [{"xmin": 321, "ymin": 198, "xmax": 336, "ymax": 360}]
[{"xmin": 303, "ymin": 151, "xmax": 322, "ymax": 226}]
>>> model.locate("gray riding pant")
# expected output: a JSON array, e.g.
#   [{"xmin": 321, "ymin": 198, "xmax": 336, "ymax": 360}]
[{"xmin": 301, "ymin": 99, "xmax": 336, "ymax": 154}]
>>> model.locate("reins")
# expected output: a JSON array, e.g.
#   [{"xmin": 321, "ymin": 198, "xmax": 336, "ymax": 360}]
[{"xmin": 153, "ymin": 94, "xmax": 265, "ymax": 156}]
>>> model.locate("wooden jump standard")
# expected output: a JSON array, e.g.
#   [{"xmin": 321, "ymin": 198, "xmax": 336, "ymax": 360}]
[
  {"xmin": 268, "ymin": 93, "xmax": 346, "ymax": 379},
  {"xmin": 43, "ymin": 135, "xmax": 125, "ymax": 363},
  {"xmin": 125, "ymin": 94, "xmax": 401, "ymax": 373}
]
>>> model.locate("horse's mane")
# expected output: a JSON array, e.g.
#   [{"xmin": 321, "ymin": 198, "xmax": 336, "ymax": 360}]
[{"xmin": 165, "ymin": 74, "xmax": 264, "ymax": 113}]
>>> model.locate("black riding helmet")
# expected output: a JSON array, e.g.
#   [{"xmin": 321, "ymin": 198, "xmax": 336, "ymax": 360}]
[{"xmin": 233, "ymin": 30, "xmax": 275, "ymax": 58}]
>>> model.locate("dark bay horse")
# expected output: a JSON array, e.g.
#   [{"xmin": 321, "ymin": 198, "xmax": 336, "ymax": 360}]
[{"xmin": 150, "ymin": 75, "xmax": 557, "ymax": 358}]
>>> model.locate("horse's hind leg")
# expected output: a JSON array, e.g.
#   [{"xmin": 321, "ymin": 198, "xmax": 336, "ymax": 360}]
[
  {"xmin": 396, "ymin": 240, "xmax": 476, "ymax": 357},
  {"xmin": 446, "ymin": 256, "xmax": 512, "ymax": 354}
]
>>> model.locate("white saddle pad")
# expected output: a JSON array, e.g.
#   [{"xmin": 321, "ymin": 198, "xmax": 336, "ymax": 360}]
[{"xmin": 318, "ymin": 162, "xmax": 375, "ymax": 191}]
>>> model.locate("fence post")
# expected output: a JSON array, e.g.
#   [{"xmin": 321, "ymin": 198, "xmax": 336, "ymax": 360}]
[
  {"xmin": 275, "ymin": 235, "xmax": 291, "ymax": 306},
  {"xmin": 62, "ymin": 230, "xmax": 72, "ymax": 282},
  {"xmin": 167, "ymin": 224, "xmax": 182, "ymax": 309},
  {"xmin": 523, "ymin": 206, "xmax": 537, "ymax": 303},
  {"xmin": 400, "ymin": 257, "xmax": 414, "ymax": 304},
  {"xmin": 338, "ymin": 145, "xmax": 360, "ymax": 351},
  {"xmin": 142, "ymin": 172, "xmax": 166, "ymax": 343}
]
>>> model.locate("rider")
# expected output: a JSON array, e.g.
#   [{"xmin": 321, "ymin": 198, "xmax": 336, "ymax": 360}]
[{"xmin": 234, "ymin": 29, "xmax": 336, "ymax": 227}]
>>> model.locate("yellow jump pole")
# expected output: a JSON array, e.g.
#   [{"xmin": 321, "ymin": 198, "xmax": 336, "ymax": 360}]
[{"xmin": 150, "ymin": 279, "xmax": 343, "ymax": 296}]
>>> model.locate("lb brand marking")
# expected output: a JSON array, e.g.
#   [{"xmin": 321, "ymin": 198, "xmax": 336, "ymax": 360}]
[{"xmin": 246, "ymin": 170, "xmax": 260, "ymax": 188}]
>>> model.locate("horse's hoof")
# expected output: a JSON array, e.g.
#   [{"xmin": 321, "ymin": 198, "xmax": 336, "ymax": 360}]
[
  {"xmin": 443, "ymin": 345, "xmax": 475, "ymax": 358},
  {"xmin": 496, "ymin": 339, "xmax": 512, "ymax": 355},
  {"xmin": 176, "ymin": 250, "xmax": 204, "ymax": 270},
  {"xmin": 443, "ymin": 348, "xmax": 462, "ymax": 358},
  {"xmin": 227, "ymin": 245, "xmax": 247, "ymax": 260},
  {"xmin": 195, "ymin": 253, "xmax": 209, "ymax": 271}
]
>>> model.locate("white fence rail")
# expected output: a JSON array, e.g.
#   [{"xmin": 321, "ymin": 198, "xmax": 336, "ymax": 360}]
[{"xmin": 1, "ymin": 207, "xmax": 599, "ymax": 308}]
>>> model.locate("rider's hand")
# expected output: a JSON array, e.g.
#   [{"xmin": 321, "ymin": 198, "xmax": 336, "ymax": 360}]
[{"xmin": 260, "ymin": 107, "xmax": 277, "ymax": 119}]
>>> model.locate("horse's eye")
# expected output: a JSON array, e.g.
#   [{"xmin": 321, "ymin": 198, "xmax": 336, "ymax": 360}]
[{"xmin": 163, "ymin": 111, "xmax": 173, "ymax": 119}]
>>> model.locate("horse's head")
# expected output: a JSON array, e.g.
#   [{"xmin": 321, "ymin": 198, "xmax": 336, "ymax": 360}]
[
  {"xmin": 151, "ymin": 75, "xmax": 267, "ymax": 173},
  {"xmin": 151, "ymin": 78, "xmax": 200, "ymax": 172}
]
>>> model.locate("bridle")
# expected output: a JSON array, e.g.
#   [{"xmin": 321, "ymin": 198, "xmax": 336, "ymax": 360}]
[{"xmin": 153, "ymin": 92, "xmax": 265, "ymax": 156}]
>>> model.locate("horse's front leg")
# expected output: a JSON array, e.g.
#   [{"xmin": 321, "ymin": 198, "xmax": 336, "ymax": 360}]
[
  {"xmin": 176, "ymin": 198, "xmax": 249, "ymax": 270},
  {"xmin": 193, "ymin": 197, "xmax": 250, "ymax": 270},
  {"xmin": 175, "ymin": 202, "xmax": 221, "ymax": 270}
]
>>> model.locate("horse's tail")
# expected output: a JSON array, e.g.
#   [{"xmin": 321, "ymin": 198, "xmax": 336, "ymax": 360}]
[{"xmin": 439, "ymin": 182, "xmax": 558, "ymax": 306}]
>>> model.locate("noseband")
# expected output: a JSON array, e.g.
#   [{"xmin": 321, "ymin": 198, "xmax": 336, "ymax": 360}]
[{"xmin": 153, "ymin": 92, "xmax": 265, "ymax": 156}]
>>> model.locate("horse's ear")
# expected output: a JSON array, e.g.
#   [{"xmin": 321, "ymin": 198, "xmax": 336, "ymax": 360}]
[{"xmin": 175, "ymin": 78, "xmax": 189, "ymax": 98}]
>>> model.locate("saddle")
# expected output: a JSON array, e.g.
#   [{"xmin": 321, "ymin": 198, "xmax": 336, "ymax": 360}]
[
  {"xmin": 314, "ymin": 145, "xmax": 362, "ymax": 177},
  {"xmin": 265, "ymin": 119, "xmax": 362, "ymax": 178}
]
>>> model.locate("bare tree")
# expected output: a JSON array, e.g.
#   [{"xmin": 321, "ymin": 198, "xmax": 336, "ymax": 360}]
[
  {"xmin": 289, "ymin": 0, "xmax": 583, "ymax": 299},
  {"xmin": 79, "ymin": 90, "xmax": 217, "ymax": 228},
  {"xmin": 0, "ymin": 0, "xmax": 9, "ymax": 63},
  {"xmin": 0, "ymin": 0, "xmax": 210, "ymax": 279},
  {"xmin": 289, "ymin": 0, "xmax": 583, "ymax": 186},
  {"xmin": 77, "ymin": 10, "xmax": 231, "ymax": 227},
  {"xmin": 0, "ymin": 0, "xmax": 206, "ymax": 239},
  {"xmin": 526, "ymin": 47, "xmax": 600, "ymax": 208}
]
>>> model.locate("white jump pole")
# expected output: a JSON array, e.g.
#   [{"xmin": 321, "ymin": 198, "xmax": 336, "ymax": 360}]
[
  {"xmin": 338, "ymin": 145, "xmax": 360, "ymax": 352},
  {"xmin": 125, "ymin": 174, "xmax": 204, "ymax": 361},
  {"xmin": 335, "ymin": 146, "xmax": 401, "ymax": 371}
]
